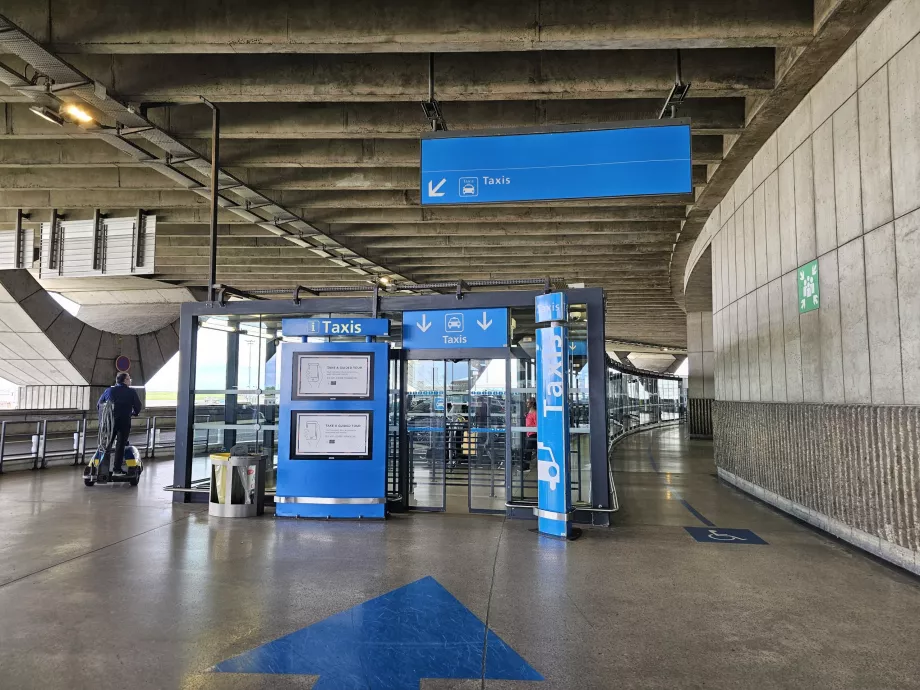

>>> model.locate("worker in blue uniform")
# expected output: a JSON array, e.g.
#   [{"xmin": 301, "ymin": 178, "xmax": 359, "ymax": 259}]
[{"xmin": 97, "ymin": 371, "xmax": 143, "ymax": 474}]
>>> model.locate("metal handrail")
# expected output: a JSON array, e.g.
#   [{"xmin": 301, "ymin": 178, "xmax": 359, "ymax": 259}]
[{"xmin": 0, "ymin": 413, "xmax": 88, "ymax": 473}]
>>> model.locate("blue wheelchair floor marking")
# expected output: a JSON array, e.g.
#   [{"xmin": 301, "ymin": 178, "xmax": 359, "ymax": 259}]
[
  {"xmin": 211, "ymin": 576, "xmax": 543, "ymax": 688},
  {"xmin": 646, "ymin": 443, "xmax": 766, "ymax": 544},
  {"xmin": 684, "ymin": 527, "xmax": 768, "ymax": 545}
]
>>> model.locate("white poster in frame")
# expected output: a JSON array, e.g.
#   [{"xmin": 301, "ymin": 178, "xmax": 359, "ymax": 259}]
[
  {"xmin": 293, "ymin": 353, "xmax": 373, "ymax": 400},
  {"xmin": 291, "ymin": 411, "xmax": 372, "ymax": 460}
]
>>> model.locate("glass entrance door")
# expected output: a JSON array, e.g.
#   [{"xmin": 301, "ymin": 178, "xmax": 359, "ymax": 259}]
[
  {"xmin": 405, "ymin": 359, "xmax": 447, "ymax": 511},
  {"xmin": 403, "ymin": 356, "xmax": 508, "ymax": 513},
  {"xmin": 467, "ymin": 359, "xmax": 507, "ymax": 513}
]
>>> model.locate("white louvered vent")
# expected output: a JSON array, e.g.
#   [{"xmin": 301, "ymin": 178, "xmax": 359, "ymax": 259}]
[
  {"xmin": 38, "ymin": 215, "xmax": 156, "ymax": 279},
  {"xmin": 0, "ymin": 227, "xmax": 35, "ymax": 269}
]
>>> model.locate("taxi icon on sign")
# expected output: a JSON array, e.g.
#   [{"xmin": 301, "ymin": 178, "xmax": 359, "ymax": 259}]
[{"xmin": 459, "ymin": 177, "xmax": 478, "ymax": 197}]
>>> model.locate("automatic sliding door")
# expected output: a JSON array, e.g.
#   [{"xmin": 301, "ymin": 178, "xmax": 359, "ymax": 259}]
[
  {"xmin": 468, "ymin": 358, "xmax": 507, "ymax": 513},
  {"xmin": 405, "ymin": 359, "xmax": 446, "ymax": 511}
]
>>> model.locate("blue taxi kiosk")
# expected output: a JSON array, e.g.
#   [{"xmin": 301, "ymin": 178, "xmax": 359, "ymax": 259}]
[{"xmin": 169, "ymin": 283, "xmax": 614, "ymax": 525}]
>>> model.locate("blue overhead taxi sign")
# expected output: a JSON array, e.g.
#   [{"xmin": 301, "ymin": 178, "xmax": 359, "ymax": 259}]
[
  {"xmin": 402, "ymin": 309, "xmax": 508, "ymax": 349},
  {"xmin": 421, "ymin": 121, "xmax": 692, "ymax": 205},
  {"xmin": 283, "ymin": 317, "xmax": 390, "ymax": 337}
]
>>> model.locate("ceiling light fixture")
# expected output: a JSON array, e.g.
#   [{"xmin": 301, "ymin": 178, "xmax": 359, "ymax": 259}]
[
  {"xmin": 28, "ymin": 105, "xmax": 64, "ymax": 126},
  {"xmin": 62, "ymin": 103, "xmax": 93, "ymax": 123}
]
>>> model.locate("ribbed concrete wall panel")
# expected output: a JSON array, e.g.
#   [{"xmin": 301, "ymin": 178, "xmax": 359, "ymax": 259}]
[
  {"xmin": 714, "ymin": 401, "xmax": 920, "ymax": 552},
  {"xmin": 688, "ymin": 398, "xmax": 713, "ymax": 437}
]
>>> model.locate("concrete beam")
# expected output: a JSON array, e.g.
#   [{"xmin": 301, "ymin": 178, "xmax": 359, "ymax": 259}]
[
  {"xmin": 0, "ymin": 139, "xmax": 421, "ymax": 168},
  {"xmin": 0, "ymin": 100, "xmax": 743, "ymax": 137},
  {"xmin": 156, "ymin": 235, "xmax": 673, "ymax": 251},
  {"xmin": 7, "ymin": 0, "xmax": 813, "ymax": 52},
  {"xmin": 156, "ymin": 256, "xmax": 672, "ymax": 274},
  {"xmin": 305, "ymin": 206, "xmax": 691, "ymax": 223},
  {"xmin": 0, "ymin": 135, "xmax": 725, "ymax": 167},
  {"xmin": 0, "ymin": 164, "xmax": 707, "ymax": 191},
  {"xmin": 152, "ymin": 100, "xmax": 744, "ymax": 138},
  {"xmin": 0, "ymin": 167, "xmax": 424, "ymax": 191},
  {"xmin": 383, "ymin": 257, "xmax": 671, "ymax": 269},
  {"xmin": 362, "ymin": 246, "xmax": 674, "ymax": 258},
  {"xmin": 0, "ymin": 189, "xmax": 693, "ymax": 214},
  {"xmin": 56, "ymin": 50, "xmax": 774, "ymax": 102},
  {"xmin": 0, "ymin": 205, "xmax": 689, "ymax": 226},
  {"xmin": 156, "ymin": 221, "xmax": 681, "ymax": 238}
]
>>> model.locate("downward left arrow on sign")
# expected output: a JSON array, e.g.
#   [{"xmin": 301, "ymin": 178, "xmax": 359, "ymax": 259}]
[{"xmin": 428, "ymin": 178, "xmax": 446, "ymax": 197}]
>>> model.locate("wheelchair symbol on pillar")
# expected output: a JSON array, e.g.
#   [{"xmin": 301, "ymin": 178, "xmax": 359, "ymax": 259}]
[{"xmin": 537, "ymin": 442, "xmax": 561, "ymax": 491}]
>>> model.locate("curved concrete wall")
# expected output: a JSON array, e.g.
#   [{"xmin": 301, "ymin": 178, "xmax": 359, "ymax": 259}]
[
  {"xmin": 0, "ymin": 269, "xmax": 179, "ymax": 393},
  {"xmin": 694, "ymin": 0, "xmax": 920, "ymax": 574}
]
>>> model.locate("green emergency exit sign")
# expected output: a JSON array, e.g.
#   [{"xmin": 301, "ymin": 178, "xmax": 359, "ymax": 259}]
[{"xmin": 797, "ymin": 260, "xmax": 819, "ymax": 313}]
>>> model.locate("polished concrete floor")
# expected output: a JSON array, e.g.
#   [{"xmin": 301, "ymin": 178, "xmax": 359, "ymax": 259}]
[{"xmin": 1, "ymin": 426, "xmax": 918, "ymax": 689}]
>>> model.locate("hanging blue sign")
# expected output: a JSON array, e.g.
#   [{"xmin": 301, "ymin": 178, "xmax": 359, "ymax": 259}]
[
  {"xmin": 535, "ymin": 300, "xmax": 572, "ymax": 538},
  {"xmin": 402, "ymin": 309, "xmax": 508, "ymax": 349},
  {"xmin": 283, "ymin": 317, "xmax": 389, "ymax": 337},
  {"xmin": 535, "ymin": 292, "xmax": 568, "ymax": 323},
  {"xmin": 421, "ymin": 121, "xmax": 692, "ymax": 205},
  {"xmin": 568, "ymin": 340, "xmax": 587, "ymax": 356}
]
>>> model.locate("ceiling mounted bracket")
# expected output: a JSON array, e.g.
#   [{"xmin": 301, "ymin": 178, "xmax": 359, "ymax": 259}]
[
  {"xmin": 658, "ymin": 50, "xmax": 691, "ymax": 120},
  {"xmin": 421, "ymin": 53, "xmax": 448, "ymax": 132},
  {"xmin": 293, "ymin": 285, "xmax": 317, "ymax": 306}
]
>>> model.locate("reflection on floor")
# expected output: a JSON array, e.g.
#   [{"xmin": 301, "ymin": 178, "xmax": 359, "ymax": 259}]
[{"xmin": 1, "ymin": 425, "xmax": 918, "ymax": 689}]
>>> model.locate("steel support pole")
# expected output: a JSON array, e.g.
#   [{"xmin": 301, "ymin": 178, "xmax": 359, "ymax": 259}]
[
  {"xmin": 14, "ymin": 209, "xmax": 23, "ymax": 268},
  {"xmin": 202, "ymin": 98, "xmax": 220, "ymax": 303}
]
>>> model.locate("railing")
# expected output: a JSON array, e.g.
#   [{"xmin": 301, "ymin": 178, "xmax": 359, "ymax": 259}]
[
  {"xmin": 0, "ymin": 408, "xmax": 188, "ymax": 474},
  {"xmin": 0, "ymin": 414, "xmax": 88, "ymax": 472}
]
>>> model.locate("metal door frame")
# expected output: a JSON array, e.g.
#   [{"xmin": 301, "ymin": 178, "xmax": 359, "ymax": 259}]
[
  {"xmin": 399, "ymin": 348, "xmax": 512, "ymax": 514},
  {"xmin": 464, "ymin": 356, "xmax": 510, "ymax": 515}
]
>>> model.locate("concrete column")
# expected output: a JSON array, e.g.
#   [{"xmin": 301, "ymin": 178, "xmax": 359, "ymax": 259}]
[{"xmin": 686, "ymin": 311, "xmax": 714, "ymax": 437}]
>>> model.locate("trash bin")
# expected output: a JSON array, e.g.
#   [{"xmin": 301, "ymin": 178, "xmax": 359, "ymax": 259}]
[{"xmin": 209, "ymin": 450, "xmax": 267, "ymax": 518}]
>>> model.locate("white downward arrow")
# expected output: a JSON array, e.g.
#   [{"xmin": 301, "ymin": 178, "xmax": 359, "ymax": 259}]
[
  {"xmin": 427, "ymin": 178, "xmax": 446, "ymax": 197},
  {"xmin": 476, "ymin": 312, "xmax": 493, "ymax": 330},
  {"xmin": 417, "ymin": 314, "xmax": 432, "ymax": 332}
]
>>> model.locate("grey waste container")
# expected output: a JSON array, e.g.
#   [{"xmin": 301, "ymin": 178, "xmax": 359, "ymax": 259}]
[{"xmin": 208, "ymin": 449, "xmax": 267, "ymax": 518}]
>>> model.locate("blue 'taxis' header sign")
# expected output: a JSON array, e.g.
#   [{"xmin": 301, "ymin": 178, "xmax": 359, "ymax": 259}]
[
  {"xmin": 421, "ymin": 121, "xmax": 691, "ymax": 205},
  {"xmin": 282, "ymin": 317, "xmax": 390, "ymax": 337},
  {"xmin": 402, "ymin": 309, "xmax": 508, "ymax": 349}
]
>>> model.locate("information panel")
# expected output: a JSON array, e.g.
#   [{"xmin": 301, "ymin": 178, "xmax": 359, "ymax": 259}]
[
  {"xmin": 421, "ymin": 121, "xmax": 691, "ymax": 205},
  {"xmin": 291, "ymin": 411, "xmax": 372, "ymax": 460},
  {"xmin": 293, "ymin": 353, "xmax": 373, "ymax": 400}
]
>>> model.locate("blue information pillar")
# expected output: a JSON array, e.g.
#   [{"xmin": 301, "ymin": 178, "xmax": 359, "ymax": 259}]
[
  {"xmin": 275, "ymin": 318, "xmax": 389, "ymax": 519},
  {"xmin": 534, "ymin": 293, "xmax": 573, "ymax": 538}
]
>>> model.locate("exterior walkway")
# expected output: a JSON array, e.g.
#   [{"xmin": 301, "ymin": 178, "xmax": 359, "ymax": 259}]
[{"xmin": 0, "ymin": 426, "xmax": 917, "ymax": 689}]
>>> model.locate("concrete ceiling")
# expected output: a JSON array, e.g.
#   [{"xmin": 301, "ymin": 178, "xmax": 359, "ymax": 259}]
[{"xmin": 0, "ymin": 0, "xmax": 891, "ymax": 348}]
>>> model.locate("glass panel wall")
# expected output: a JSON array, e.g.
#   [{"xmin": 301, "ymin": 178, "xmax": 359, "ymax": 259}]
[
  {"xmin": 568, "ymin": 304, "xmax": 590, "ymax": 506},
  {"xmin": 606, "ymin": 359, "xmax": 683, "ymax": 451},
  {"xmin": 190, "ymin": 315, "xmax": 276, "ymax": 486}
]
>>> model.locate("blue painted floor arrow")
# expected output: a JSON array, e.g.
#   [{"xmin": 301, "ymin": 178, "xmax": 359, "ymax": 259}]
[{"xmin": 211, "ymin": 575, "xmax": 543, "ymax": 689}]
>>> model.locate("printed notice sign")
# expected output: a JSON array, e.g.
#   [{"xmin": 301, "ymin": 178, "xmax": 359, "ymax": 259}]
[
  {"xmin": 292, "ymin": 411, "xmax": 372, "ymax": 459},
  {"xmin": 294, "ymin": 353, "xmax": 373, "ymax": 399}
]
